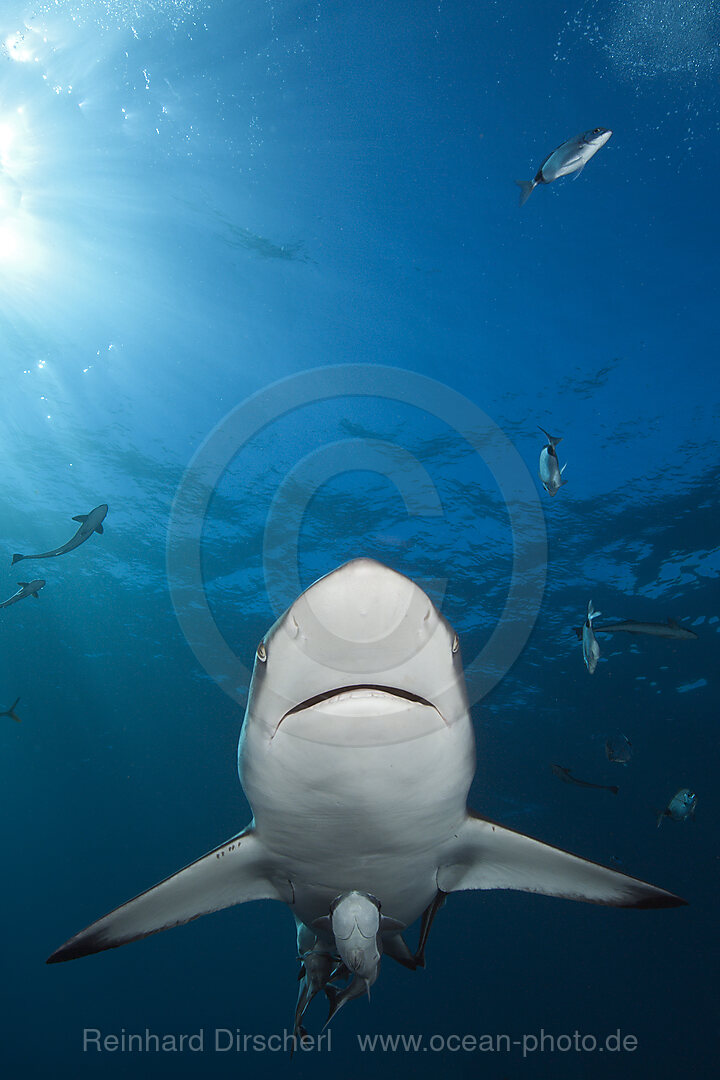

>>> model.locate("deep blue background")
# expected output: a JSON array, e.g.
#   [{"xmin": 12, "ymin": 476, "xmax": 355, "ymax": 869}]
[{"xmin": 1, "ymin": 1, "xmax": 718, "ymax": 1076}]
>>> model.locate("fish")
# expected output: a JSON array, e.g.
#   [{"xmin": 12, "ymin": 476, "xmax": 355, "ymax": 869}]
[
  {"xmin": 294, "ymin": 923, "xmax": 344, "ymax": 1039},
  {"xmin": 324, "ymin": 975, "xmax": 372, "ymax": 1026},
  {"xmin": 551, "ymin": 764, "xmax": 619, "ymax": 795},
  {"xmin": 0, "ymin": 697, "xmax": 21, "ymax": 723},
  {"xmin": 0, "ymin": 580, "xmax": 46, "ymax": 610},
  {"xmin": 538, "ymin": 426, "xmax": 567, "ymax": 496},
  {"xmin": 582, "ymin": 600, "xmax": 602, "ymax": 674},
  {"xmin": 312, "ymin": 890, "xmax": 405, "ymax": 1024},
  {"xmin": 605, "ymin": 734, "xmax": 633, "ymax": 766},
  {"xmin": 657, "ymin": 788, "xmax": 697, "ymax": 829},
  {"xmin": 315, "ymin": 892, "xmax": 385, "ymax": 984},
  {"xmin": 47, "ymin": 559, "xmax": 685, "ymax": 1028},
  {"xmin": 12, "ymin": 504, "xmax": 108, "ymax": 564},
  {"xmin": 573, "ymin": 618, "xmax": 698, "ymax": 641},
  {"xmin": 516, "ymin": 127, "xmax": 612, "ymax": 206}
]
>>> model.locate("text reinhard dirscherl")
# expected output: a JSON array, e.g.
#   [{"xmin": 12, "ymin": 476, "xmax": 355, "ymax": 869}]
[{"xmin": 82, "ymin": 1028, "xmax": 639, "ymax": 1057}]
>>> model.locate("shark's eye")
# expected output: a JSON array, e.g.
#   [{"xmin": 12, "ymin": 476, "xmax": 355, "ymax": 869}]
[
  {"xmin": 452, "ymin": 634, "xmax": 460, "ymax": 654},
  {"xmin": 256, "ymin": 641, "xmax": 267, "ymax": 663}
]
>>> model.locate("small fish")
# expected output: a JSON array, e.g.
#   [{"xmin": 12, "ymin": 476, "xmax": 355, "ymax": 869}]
[
  {"xmin": 516, "ymin": 127, "xmax": 613, "ymax": 206},
  {"xmin": 551, "ymin": 764, "xmax": 619, "ymax": 795},
  {"xmin": 0, "ymin": 580, "xmax": 46, "ymax": 610},
  {"xmin": 12, "ymin": 504, "xmax": 108, "ymax": 564},
  {"xmin": 0, "ymin": 697, "xmax": 21, "ymax": 723},
  {"xmin": 538, "ymin": 426, "xmax": 567, "ymax": 496},
  {"xmin": 605, "ymin": 734, "xmax": 633, "ymax": 766},
  {"xmin": 324, "ymin": 974, "xmax": 373, "ymax": 1028},
  {"xmin": 574, "ymin": 618, "xmax": 698, "ymax": 641},
  {"xmin": 293, "ymin": 922, "xmax": 347, "ymax": 1041},
  {"xmin": 313, "ymin": 891, "xmax": 403, "ymax": 1026},
  {"xmin": 582, "ymin": 601, "xmax": 602, "ymax": 674},
  {"xmin": 657, "ymin": 788, "xmax": 697, "ymax": 829}
]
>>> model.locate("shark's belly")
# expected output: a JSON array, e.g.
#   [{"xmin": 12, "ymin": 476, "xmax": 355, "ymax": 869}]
[{"xmin": 238, "ymin": 693, "xmax": 475, "ymax": 926}]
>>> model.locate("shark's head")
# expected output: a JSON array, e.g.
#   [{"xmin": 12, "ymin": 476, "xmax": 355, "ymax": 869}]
[{"xmin": 245, "ymin": 559, "xmax": 467, "ymax": 742}]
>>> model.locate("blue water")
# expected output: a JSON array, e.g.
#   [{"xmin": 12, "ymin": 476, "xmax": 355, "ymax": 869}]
[{"xmin": 1, "ymin": 1, "xmax": 718, "ymax": 1076}]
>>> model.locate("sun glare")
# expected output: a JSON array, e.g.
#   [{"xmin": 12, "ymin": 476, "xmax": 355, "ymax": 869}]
[{"xmin": 4, "ymin": 31, "xmax": 35, "ymax": 63}]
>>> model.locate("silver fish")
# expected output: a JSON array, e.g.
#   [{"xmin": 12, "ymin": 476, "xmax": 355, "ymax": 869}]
[
  {"xmin": 538, "ymin": 426, "xmax": 567, "ymax": 496},
  {"xmin": 516, "ymin": 127, "xmax": 612, "ymax": 206},
  {"xmin": 657, "ymin": 789, "xmax": 697, "ymax": 829},
  {"xmin": 582, "ymin": 600, "xmax": 602, "ymax": 674},
  {"xmin": 605, "ymin": 734, "xmax": 633, "ymax": 766}
]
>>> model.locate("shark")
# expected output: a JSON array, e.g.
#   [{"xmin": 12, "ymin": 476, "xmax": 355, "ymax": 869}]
[
  {"xmin": 551, "ymin": 764, "xmax": 619, "ymax": 796},
  {"xmin": 0, "ymin": 697, "xmax": 22, "ymax": 723},
  {"xmin": 12, "ymin": 504, "xmax": 108, "ymax": 564},
  {"xmin": 0, "ymin": 580, "xmax": 46, "ymax": 610},
  {"xmin": 47, "ymin": 559, "xmax": 685, "ymax": 1029}
]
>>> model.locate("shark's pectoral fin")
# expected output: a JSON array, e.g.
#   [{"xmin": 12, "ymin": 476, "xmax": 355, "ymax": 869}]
[
  {"xmin": 72, "ymin": 515, "xmax": 88, "ymax": 523},
  {"xmin": 437, "ymin": 812, "xmax": 686, "ymax": 909},
  {"xmin": 47, "ymin": 828, "xmax": 290, "ymax": 964},
  {"xmin": 95, "ymin": 523, "xmax": 104, "ymax": 534}
]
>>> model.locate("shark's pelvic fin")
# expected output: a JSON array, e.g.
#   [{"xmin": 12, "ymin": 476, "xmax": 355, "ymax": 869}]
[
  {"xmin": 437, "ymin": 812, "xmax": 686, "ymax": 909},
  {"xmin": 382, "ymin": 932, "xmax": 418, "ymax": 971},
  {"xmin": 414, "ymin": 891, "xmax": 446, "ymax": 968},
  {"xmin": 47, "ymin": 828, "xmax": 290, "ymax": 963}
]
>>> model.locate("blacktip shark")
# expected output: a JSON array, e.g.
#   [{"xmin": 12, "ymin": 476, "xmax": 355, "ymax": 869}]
[
  {"xmin": 12, "ymin": 504, "xmax": 108, "ymax": 565},
  {"xmin": 538, "ymin": 427, "xmax": 567, "ymax": 496},
  {"xmin": 573, "ymin": 618, "xmax": 698, "ymax": 642},
  {"xmin": 47, "ymin": 559, "xmax": 685, "ymax": 1032},
  {"xmin": 0, "ymin": 580, "xmax": 45, "ymax": 610},
  {"xmin": 516, "ymin": 127, "xmax": 612, "ymax": 207},
  {"xmin": 582, "ymin": 600, "xmax": 602, "ymax": 674}
]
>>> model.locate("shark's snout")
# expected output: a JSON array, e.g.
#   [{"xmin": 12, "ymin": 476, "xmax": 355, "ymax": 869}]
[{"xmin": 300, "ymin": 558, "xmax": 431, "ymax": 645}]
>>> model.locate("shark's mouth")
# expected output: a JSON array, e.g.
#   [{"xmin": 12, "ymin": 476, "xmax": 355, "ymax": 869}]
[
  {"xmin": 282, "ymin": 684, "xmax": 440, "ymax": 721},
  {"xmin": 273, "ymin": 685, "xmax": 448, "ymax": 744}
]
